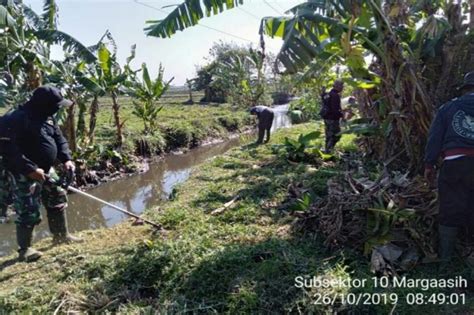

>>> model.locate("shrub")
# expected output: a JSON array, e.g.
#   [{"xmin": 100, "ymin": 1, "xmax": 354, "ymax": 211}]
[{"xmin": 289, "ymin": 93, "xmax": 321, "ymax": 121}]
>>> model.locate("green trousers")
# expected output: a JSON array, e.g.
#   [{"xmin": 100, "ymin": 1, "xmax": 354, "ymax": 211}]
[{"xmin": 0, "ymin": 160, "xmax": 68, "ymax": 226}]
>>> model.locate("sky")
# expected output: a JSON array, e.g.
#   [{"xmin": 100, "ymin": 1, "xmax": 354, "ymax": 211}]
[{"xmin": 23, "ymin": 0, "xmax": 305, "ymax": 85}]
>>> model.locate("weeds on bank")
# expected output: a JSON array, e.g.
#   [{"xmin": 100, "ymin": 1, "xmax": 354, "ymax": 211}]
[
  {"xmin": 1, "ymin": 124, "xmax": 474, "ymax": 313},
  {"xmin": 94, "ymin": 100, "xmax": 252, "ymax": 153}
]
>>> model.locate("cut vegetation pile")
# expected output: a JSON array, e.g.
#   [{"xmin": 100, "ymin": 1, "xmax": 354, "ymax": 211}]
[{"xmin": 298, "ymin": 169, "xmax": 439, "ymax": 275}]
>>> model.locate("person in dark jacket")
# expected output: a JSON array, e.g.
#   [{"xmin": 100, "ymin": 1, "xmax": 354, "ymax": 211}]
[
  {"xmin": 322, "ymin": 80, "xmax": 344, "ymax": 153},
  {"xmin": 424, "ymin": 71, "xmax": 474, "ymax": 261},
  {"xmin": 250, "ymin": 106, "xmax": 274, "ymax": 144},
  {"xmin": 0, "ymin": 85, "xmax": 82, "ymax": 262}
]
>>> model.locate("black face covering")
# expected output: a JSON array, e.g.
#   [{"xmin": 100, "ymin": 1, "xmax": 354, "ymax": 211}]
[
  {"xmin": 22, "ymin": 86, "xmax": 72, "ymax": 119},
  {"xmin": 45, "ymin": 103, "xmax": 62, "ymax": 117},
  {"xmin": 23, "ymin": 99, "xmax": 61, "ymax": 119}
]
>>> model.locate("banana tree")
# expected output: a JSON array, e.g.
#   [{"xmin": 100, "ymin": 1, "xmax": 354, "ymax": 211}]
[
  {"xmin": 127, "ymin": 63, "xmax": 174, "ymax": 134},
  {"xmin": 0, "ymin": 0, "xmax": 95, "ymax": 107},
  {"xmin": 144, "ymin": 0, "xmax": 474, "ymax": 170},
  {"xmin": 46, "ymin": 58, "xmax": 90, "ymax": 152},
  {"xmin": 215, "ymin": 49, "xmax": 266, "ymax": 107},
  {"xmin": 92, "ymin": 43, "xmax": 136, "ymax": 148},
  {"xmin": 76, "ymin": 67, "xmax": 106, "ymax": 145},
  {"xmin": 185, "ymin": 78, "xmax": 195, "ymax": 104},
  {"xmin": 246, "ymin": 48, "xmax": 266, "ymax": 106},
  {"xmin": 273, "ymin": 1, "xmax": 467, "ymax": 170},
  {"xmin": 144, "ymin": 0, "xmax": 243, "ymax": 38},
  {"xmin": 73, "ymin": 31, "xmax": 118, "ymax": 145}
]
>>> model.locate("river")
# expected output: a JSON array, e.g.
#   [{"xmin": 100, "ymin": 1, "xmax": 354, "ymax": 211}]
[{"xmin": 0, "ymin": 104, "xmax": 291, "ymax": 256}]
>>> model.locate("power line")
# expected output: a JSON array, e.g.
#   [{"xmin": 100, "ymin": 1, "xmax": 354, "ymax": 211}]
[
  {"xmin": 237, "ymin": 6, "xmax": 261, "ymax": 21},
  {"xmin": 272, "ymin": 0, "xmax": 288, "ymax": 14},
  {"xmin": 263, "ymin": 0, "xmax": 283, "ymax": 15},
  {"xmin": 133, "ymin": 0, "xmax": 258, "ymax": 44}
]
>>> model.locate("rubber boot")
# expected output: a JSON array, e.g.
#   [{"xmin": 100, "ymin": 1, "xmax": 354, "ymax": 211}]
[
  {"xmin": 47, "ymin": 210, "xmax": 83, "ymax": 245},
  {"xmin": 438, "ymin": 225, "xmax": 458, "ymax": 261},
  {"xmin": 16, "ymin": 225, "xmax": 42, "ymax": 262}
]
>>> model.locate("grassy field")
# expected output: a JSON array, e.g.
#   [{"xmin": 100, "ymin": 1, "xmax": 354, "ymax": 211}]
[
  {"xmin": 1, "ymin": 123, "xmax": 471, "ymax": 313},
  {"xmin": 94, "ymin": 95, "xmax": 252, "ymax": 153}
]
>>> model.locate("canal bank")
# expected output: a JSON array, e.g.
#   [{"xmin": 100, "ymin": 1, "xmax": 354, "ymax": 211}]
[
  {"xmin": 2, "ymin": 124, "xmax": 466, "ymax": 315},
  {"xmin": 0, "ymin": 123, "xmax": 365, "ymax": 313},
  {"xmin": 0, "ymin": 105, "xmax": 292, "ymax": 256}
]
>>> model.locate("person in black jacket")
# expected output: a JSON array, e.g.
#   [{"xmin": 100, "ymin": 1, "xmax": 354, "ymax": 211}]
[
  {"xmin": 322, "ymin": 80, "xmax": 344, "ymax": 153},
  {"xmin": 250, "ymin": 106, "xmax": 275, "ymax": 144},
  {"xmin": 424, "ymin": 71, "xmax": 474, "ymax": 261},
  {"xmin": 0, "ymin": 85, "xmax": 82, "ymax": 262}
]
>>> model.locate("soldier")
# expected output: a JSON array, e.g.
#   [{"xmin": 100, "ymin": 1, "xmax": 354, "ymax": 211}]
[
  {"xmin": 250, "ymin": 105, "xmax": 275, "ymax": 144},
  {"xmin": 0, "ymin": 85, "xmax": 83, "ymax": 262},
  {"xmin": 320, "ymin": 80, "xmax": 344, "ymax": 153},
  {"xmin": 424, "ymin": 71, "xmax": 474, "ymax": 261}
]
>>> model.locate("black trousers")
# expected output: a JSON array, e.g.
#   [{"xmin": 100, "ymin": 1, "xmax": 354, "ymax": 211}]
[
  {"xmin": 257, "ymin": 111, "xmax": 274, "ymax": 143},
  {"xmin": 438, "ymin": 156, "xmax": 474, "ymax": 228}
]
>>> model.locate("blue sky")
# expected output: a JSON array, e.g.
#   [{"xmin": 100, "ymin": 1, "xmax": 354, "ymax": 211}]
[{"xmin": 24, "ymin": 0, "xmax": 304, "ymax": 85}]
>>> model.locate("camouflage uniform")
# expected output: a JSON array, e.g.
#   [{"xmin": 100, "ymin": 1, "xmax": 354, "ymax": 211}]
[
  {"xmin": 324, "ymin": 119, "xmax": 341, "ymax": 152},
  {"xmin": 0, "ymin": 158, "xmax": 13, "ymax": 218},
  {"xmin": 9, "ymin": 169, "xmax": 68, "ymax": 227},
  {"xmin": 1, "ymin": 158, "xmax": 68, "ymax": 225}
]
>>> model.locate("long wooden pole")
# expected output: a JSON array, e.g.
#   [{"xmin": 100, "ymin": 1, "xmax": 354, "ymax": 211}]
[{"xmin": 66, "ymin": 186, "xmax": 162, "ymax": 229}]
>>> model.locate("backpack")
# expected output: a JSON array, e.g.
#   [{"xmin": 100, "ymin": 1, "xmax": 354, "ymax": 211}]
[
  {"xmin": 319, "ymin": 92, "xmax": 331, "ymax": 119},
  {"xmin": 0, "ymin": 109, "xmax": 28, "ymax": 155}
]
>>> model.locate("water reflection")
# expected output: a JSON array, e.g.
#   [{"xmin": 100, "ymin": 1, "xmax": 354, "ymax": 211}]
[
  {"xmin": 0, "ymin": 105, "xmax": 290, "ymax": 256},
  {"xmin": 272, "ymin": 104, "xmax": 291, "ymax": 132}
]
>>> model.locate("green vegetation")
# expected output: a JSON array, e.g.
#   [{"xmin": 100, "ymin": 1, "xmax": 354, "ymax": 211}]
[
  {"xmin": 91, "ymin": 95, "xmax": 253, "ymax": 155},
  {"xmin": 128, "ymin": 63, "xmax": 173, "ymax": 134},
  {"xmin": 0, "ymin": 2, "xmax": 259, "ymax": 162},
  {"xmin": 289, "ymin": 93, "xmax": 322, "ymax": 123},
  {"xmin": 1, "ymin": 124, "xmax": 472, "ymax": 313},
  {"xmin": 0, "ymin": 91, "xmax": 254, "ymax": 162},
  {"xmin": 193, "ymin": 41, "xmax": 272, "ymax": 107},
  {"xmin": 2, "ymin": 0, "xmax": 474, "ymax": 313},
  {"xmin": 150, "ymin": 0, "xmax": 474, "ymax": 169}
]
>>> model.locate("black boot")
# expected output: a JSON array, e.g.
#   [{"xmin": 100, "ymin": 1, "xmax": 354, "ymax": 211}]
[
  {"xmin": 438, "ymin": 225, "xmax": 458, "ymax": 261},
  {"xmin": 47, "ymin": 210, "xmax": 83, "ymax": 245},
  {"xmin": 16, "ymin": 225, "xmax": 42, "ymax": 262}
]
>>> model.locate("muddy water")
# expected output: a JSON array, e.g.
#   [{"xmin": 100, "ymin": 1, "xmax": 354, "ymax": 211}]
[{"xmin": 0, "ymin": 105, "xmax": 291, "ymax": 256}]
